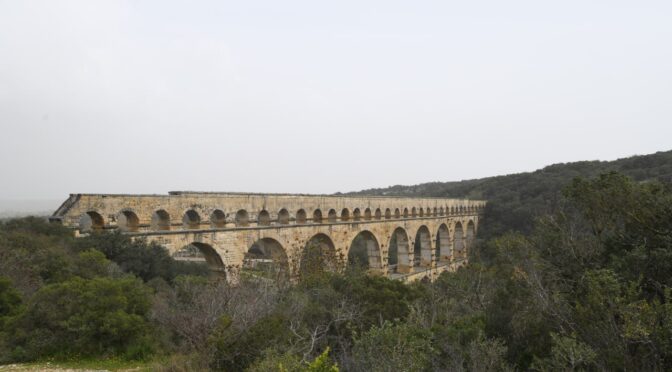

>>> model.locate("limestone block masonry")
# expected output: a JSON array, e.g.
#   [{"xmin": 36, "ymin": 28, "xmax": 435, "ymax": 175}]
[{"xmin": 51, "ymin": 192, "xmax": 486, "ymax": 283}]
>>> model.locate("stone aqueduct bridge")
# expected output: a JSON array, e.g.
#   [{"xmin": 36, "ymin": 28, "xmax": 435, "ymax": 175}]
[{"xmin": 51, "ymin": 192, "xmax": 486, "ymax": 282}]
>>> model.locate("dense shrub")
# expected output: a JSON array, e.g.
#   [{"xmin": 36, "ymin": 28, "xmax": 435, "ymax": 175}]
[{"xmin": 7, "ymin": 276, "xmax": 155, "ymax": 360}]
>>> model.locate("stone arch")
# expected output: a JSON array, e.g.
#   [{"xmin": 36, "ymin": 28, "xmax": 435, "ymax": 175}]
[
  {"xmin": 176, "ymin": 242, "xmax": 226, "ymax": 277},
  {"xmin": 244, "ymin": 237, "xmax": 289, "ymax": 284},
  {"xmin": 278, "ymin": 208, "xmax": 290, "ymax": 225},
  {"xmin": 374, "ymin": 208, "xmax": 382, "ymax": 219},
  {"xmin": 258, "ymin": 210, "xmax": 271, "ymax": 226},
  {"xmin": 394, "ymin": 208, "xmax": 401, "ymax": 218},
  {"xmin": 414, "ymin": 225, "xmax": 432, "ymax": 268},
  {"xmin": 80, "ymin": 211, "xmax": 104, "ymax": 232},
  {"xmin": 388, "ymin": 227, "xmax": 411, "ymax": 273},
  {"xmin": 419, "ymin": 208, "xmax": 424, "ymax": 217},
  {"xmin": 436, "ymin": 223, "xmax": 451, "ymax": 262},
  {"xmin": 364, "ymin": 208, "xmax": 372, "ymax": 220},
  {"xmin": 235, "ymin": 209, "xmax": 249, "ymax": 227},
  {"xmin": 211, "ymin": 209, "xmax": 226, "ymax": 228},
  {"xmin": 353, "ymin": 208, "xmax": 361, "ymax": 221},
  {"xmin": 439, "ymin": 207, "xmax": 445, "ymax": 216},
  {"xmin": 411, "ymin": 207, "xmax": 417, "ymax": 217},
  {"xmin": 384, "ymin": 208, "xmax": 392, "ymax": 219},
  {"xmin": 296, "ymin": 209, "xmax": 307, "ymax": 224},
  {"xmin": 300, "ymin": 233, "xmax": 338, "ymax": 278},
  {"xmin": 313, "ymin": 209, "xmax": 323, "ymax": 223},
  {"xmin": 341, "ymin": 208, "xmax": 350, "ymax": 222},
  {"xmin": 466, "ymin": 220, "xmax": 476, "ymax": 252},
  {"xmin": 151, "ymin": 209, "xmax": 171, "ymax": 231},
  {"xmin": 118, "ymin": 210, "xmax": 139, "ymax": 232},
  {"xmin": 328, "ymin": 209, "xmax": 337, "ymax": 223},
  {"xmin": 183, "ymin": 209, "xmax": 201, "ymax": 229},
  {"xmin": 454, "ymin": 222, "xmax": 465, "ymax": 259},
  {"xmin": 433, "ymin": 207, "xmax": 438, "ymax": 216},
  {"xmin": 347, "ymin": 231, "xmax": 383, "ymax": 273},
  {"xmin": 403, "ymin": 208, "xmax": 409, "ymax": 218}
]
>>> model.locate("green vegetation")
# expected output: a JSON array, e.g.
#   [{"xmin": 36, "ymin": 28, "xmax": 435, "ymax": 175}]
[
  {"xmin": 349, "ymin": 150, "xmax": 672, "ymax": 239},
  {"xmin": 1, "ymin": 151, "xmax": 671, "ymax": 370}
]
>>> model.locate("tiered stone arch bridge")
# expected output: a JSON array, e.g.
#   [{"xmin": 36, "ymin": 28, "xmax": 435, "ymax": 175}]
[{"xmin": 51, "ymin": 192, "xmax": 486, "ymax": 283}]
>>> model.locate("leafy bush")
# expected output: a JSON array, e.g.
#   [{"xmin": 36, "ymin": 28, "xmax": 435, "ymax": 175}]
[{"xmin": 7, "ymin": 276, "xmax": 155, "ymax": 360}]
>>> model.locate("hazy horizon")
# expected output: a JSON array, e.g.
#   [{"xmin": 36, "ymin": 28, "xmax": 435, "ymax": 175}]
[
  {"xmin": 2, "ymin": 1, "xmax": 671, "ymax": 203},
  {"xmin": 1, "ymin": 148, "xmax": 668, "ymax": 215}
]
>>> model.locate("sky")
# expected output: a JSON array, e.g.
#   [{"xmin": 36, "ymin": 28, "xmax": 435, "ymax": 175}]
[{"xmin": 1, "ymin": 0, "xmax": 671, "ymax": 209}]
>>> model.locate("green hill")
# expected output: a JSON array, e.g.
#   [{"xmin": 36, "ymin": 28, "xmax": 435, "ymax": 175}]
[{"xmin": 349, "ymin": 150, "xmax": 672, "ymax": 239}]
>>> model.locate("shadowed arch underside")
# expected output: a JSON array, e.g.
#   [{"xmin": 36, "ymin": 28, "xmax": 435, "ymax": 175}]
[
  {"xmin": 244, "ymin": 238, "xmax": 289, "ymax": 284},
  {"xmin": 388, "ymin": 227, "xmax": 411, "ymax": 274},
  {"xmin": 347, "ymin": 230, "xmax": 383, "ymax": 275},
  {"xmin": 300, "ymin": 233, "xmax": 338, "ymax": 279}
]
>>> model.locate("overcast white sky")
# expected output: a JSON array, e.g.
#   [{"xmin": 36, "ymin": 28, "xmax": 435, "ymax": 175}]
[{"xmin": 1, "ymin": 0, "xmax": 671, "ymax": 204}]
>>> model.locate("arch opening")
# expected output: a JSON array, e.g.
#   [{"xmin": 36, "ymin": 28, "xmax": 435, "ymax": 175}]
[
  {"xmin": 436, "ymin": 224, "xmax": 451, "ymax": 263},
  {"xmin": 466, "ymin": 220, "xmax": 476, "ymax": 255},
  {"xmin": 353, "ymin": 208, "xmax": 361, "ymax": 221},
  {"xmin": 388, "ymin": 227, "xmax": 411, "ymax": 274},
  {"xmin": 384, "ymin": 208, "xmax": 392, "ymax": 219},
  {"xmin": 454, "ymin": 222, "xmax": 465, "ymax": 260},
  {"xmin": 347, "ymin": 231, "xmax": 383, "ymax": 274},
  {"xmin": 394, "ymin": 208, "xmax": 401, "ymax": 219},
  {"xmin": 278, "ymin": 209, "xmax": 290, "ymax": 225},
  {"xmin": 374, "ymin": 208, "xmax": 382, "ymax": 220},
  {"xmin": 341, "ymin": 208, "xmax": 350, "ymax": 222},
  {"xmin": 300, "ymin": 233, "xmax": 338, "ymax": 279},
  {"xmin": 236, "ymin": 209, "xmax": 249, "ymax": 227},
  {"xmin": 118, "ymin": 210, "xmax": 139, "ymax": 232},
  {"xmin": 328, "ymin": 209, "xmax": 337, "ymax": 223},
  {"xmin": 313, "ymin": 209, "xmax": 323, "ymax": 224},
  {"xmin": 211, "ymin": 209, "xmax": 226, "ymax": 228},
  {"xmin": 173, "ymin": 242, "xmax": 225, "ymax": 278},
  {"xmin": 243, "ymin": 238, "xmax": 289, "ymax": 284},
  {"xmin": 151, "ymin": 209, "xmax": 171, "ymax": 231},
  {"xmin": 296, "ymin": 209, "xmax": 307, "ymax": 224},
  {"xmin": 413, "ymin": 226, "xmax": 432, "ymax": 269},
  {"xmin": 364, "ymin": 208, "xmax": 372, "ymax": 220},
  {"xmin": 403, "ymin": 208, "xmax": 409, "ymax": 218},
  {"xmin": 411, "ymin": 207, "xmax": 417, "ymax": 217},
  {"xmin": 80, "ymin": 211, "xmax": 104, "ymax": 232},
  {"xmin": 258, "ymin": 210, "xmax": 271, "ymax": 226},
  {"xmin": 183, "ymin": 210, "xmax": 201, "ymax": 230}
]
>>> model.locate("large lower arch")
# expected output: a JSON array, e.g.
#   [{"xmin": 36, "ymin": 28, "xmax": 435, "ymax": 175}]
[
  {"xmin": 347, "ymin": 231, "xmax": 383, "ymax": 274},
  {"xmin": 174, "ymin": 242, "xmax": 226, "ymax": 278},
  {"xmin": 388, "ymin": 227, "xmax": 411, "ymax": 274},
  {"xmin": 466, "ymin": 220, "xmax": 476, "ymax": 254},
  {"xmin": 414, "ymin": 225, "xmax": 432, "ymax": 268},
  {"xmin": 454, "ymin": 222, "xmax": 465, "ymax": 260},
  {"xmin": 80, "ymin": 211, "xmax": 104, "ymax": 232},
  {"xmin": 300, "ymin": 233, "xmax": 338, "ymax": 279},
  {"xmin": 243, "ymin": 238, "xmax": 289, "ymax": 284},
  {"xmin": 436, "ymin": 224, "xmax": 451, "ymax": 263}
]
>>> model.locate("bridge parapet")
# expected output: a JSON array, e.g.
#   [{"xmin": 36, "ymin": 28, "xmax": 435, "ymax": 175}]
[{"xmin": 51, "ymin": 192, "xmax": 486, "ymax": 234}]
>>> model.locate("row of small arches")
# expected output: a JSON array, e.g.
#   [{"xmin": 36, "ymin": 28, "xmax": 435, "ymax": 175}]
[{"xmin": 81, "ymin": 204, "xmax": 484, "ymax": 232}]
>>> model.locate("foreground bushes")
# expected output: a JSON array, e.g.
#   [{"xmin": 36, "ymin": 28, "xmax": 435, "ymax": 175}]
[
  {"xmin": 8, "ymin": 276, "xmax": 154, "ymax": 360},
  {"xmin": 1, "ymin": 172, "xmax": 671, "ymax": 370}
]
